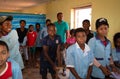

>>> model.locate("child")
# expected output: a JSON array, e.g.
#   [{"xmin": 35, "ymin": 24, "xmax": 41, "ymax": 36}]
[
  {"xmin": 40, "ymin": 23, "xmax": 61, "ymax": 79},
  {"xmin": 66, "ymin": 29, "xmax": 76, "ymax": 47},
  {"xmin": 65, "ymin": 28, "xmax": 94, "ymax": 79},
  {"xmin": 35, "ymin": 23, "xmax": 42, "ymax": 68},
  {"xmin": 27, "ymin": 24, "xmax": 37, "ymax": 67},
  {"xmin": 0, "ymin": 40, "xmax": 23, "ymax": 79},
  {"xmin": 88, "ymin": 18, "xmax": 118, "ymax": 79},
  {"xmin": 112, "ymin": 32, "xmax": 120, "ymax": 68},
  {"xmin": 0, "ymin": 16, "xmax": 24, "ymax": 69}
]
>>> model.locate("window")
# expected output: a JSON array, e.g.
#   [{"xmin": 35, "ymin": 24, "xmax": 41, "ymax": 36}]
[{"xmin": 71, "ymin": 6, "xmax": 92, "ymax": 29}]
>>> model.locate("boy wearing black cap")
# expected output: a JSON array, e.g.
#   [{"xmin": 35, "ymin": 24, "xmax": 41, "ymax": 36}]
[{"xmin": 0, "ymin": 16, "xmax": 24, "ymax": 69}]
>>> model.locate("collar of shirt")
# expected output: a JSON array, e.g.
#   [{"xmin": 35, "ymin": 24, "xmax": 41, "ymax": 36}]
[
  {"xmin": 0, "ymin": 62, "xmax": 8, "ymax": 76},
  {"xmin": 75, "ymin": 42, "xmax": 90, "ymax": 56},
  {"xmin": 95, "ymin": 34, "xmax": 109, "ymax": 46}
]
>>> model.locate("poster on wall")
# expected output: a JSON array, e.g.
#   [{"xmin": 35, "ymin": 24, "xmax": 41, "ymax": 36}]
[{"xmin": 0, "ymin": 12, "xmax": 46, "ymax": 29}]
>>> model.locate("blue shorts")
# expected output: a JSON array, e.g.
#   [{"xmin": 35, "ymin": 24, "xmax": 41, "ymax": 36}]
[{"xmin": 40, "ymin": 60, "xmax": 56, "ymax": 76}]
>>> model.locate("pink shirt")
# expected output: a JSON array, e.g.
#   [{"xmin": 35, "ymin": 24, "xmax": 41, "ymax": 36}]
[{"xmin": 66, "ymin": 37, "xmax": 76, "ymax": 45}]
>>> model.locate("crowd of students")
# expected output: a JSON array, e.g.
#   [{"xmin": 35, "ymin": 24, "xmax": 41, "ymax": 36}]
[{"xmin": 0, "ymin": 12, "xmax": 120, "ymax": 79}]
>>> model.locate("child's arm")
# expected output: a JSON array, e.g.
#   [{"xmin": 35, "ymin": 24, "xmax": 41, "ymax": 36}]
[
  {"xmin": 43, "ymin": 45, "xmax": 56, "ymax": 71},
  {"xmin": 86, "ymin": 65, "xmax": 93, "ymax": 79},
  {"xmin": 109, "ymin": 56, "xmax": 120, "ymax": 73},
  {"xmin": 57, "ymin": 44, "xmax": 62, "ymax": 67},
  {"xmin": 93, "ymin": 58, "xmax": 111, "ymax": 76},
  {"xmin": 67, "ymin": 67, "xmax": 82, "ymax": 79}
]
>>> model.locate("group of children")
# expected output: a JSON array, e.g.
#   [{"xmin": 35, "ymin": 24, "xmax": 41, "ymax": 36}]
[{"xmin": 0, "ymin": 15, "xmax": 120, "ymax": 79}]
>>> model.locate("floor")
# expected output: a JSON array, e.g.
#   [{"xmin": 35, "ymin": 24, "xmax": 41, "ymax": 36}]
[{"xmin": 22, "ymin": 62, "xmax": 52, "ymax": 79}]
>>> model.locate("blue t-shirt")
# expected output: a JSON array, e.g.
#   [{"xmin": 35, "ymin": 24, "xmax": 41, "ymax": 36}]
[{"xmin": 41, "ymin": 35, "xmax": 61, "ymax": 61}]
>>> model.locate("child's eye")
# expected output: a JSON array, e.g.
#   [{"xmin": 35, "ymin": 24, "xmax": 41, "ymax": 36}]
[{"xmin": 2, "ymin": 50, "xmax": 7, "ymax": 55}]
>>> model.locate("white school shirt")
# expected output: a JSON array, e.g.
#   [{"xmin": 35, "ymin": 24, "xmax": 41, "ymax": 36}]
[{"xmin": 66, "ymin": 42, "xmax": 94, "ymax": 79}]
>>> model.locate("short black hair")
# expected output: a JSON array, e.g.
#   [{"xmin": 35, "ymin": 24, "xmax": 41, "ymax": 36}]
[
  {"xmin": 75, "ymin": 28, "xmax": 86, "ymax": 36},
  {"xmin": 29, "ymin": 24, "xmax": 34, "ymax": 29},
  {"xmin": 95, "ymin": 18, "xmax": 109, "ymax": 29},
  {"xmin": 57, "ymin": 12, "xmax": 63, "ymax": 17},
  {"xmin": 0, "ymin": 40, "xmax": 9, "ymax": 51},
  {"xmin": 47, "ymin": 23, "xmax": 56, "ymax": 29},
  {"xmin": 70, "ymin": 29, "xmax": 75, "ymax": 35},
  {"xmin": 46, "ymin": 19, "xmax": 51, "ymax": 23},
  {"xmin": 113, "ymin": 32, "xmax": 120, "ymax": 48},
  {"xmin": 20, "ymin": 20, "xmax": 26, "ymax": 24},
  {"xmin": 82, "ymin": 19, "xmax": 90, "ymax": 24},
  {"xmin": 35, "ymin": 23, "xmax": 40, "ymax": 27}
]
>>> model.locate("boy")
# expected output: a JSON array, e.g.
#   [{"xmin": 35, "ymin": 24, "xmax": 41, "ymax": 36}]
[
  {"xmin": 40, "ymin": 23, "xmax": 61, "ymax": 79},
  {"xmin": 0, "ymin": 40, "xmax": 23, "ymax": 79},
  {"xmin": 82, "ymin": 19, "xmax": 95, "ymax": 43},
  {"xmin": 27, "ymin": 25, "xmax": 37, "ymax": 67},
  {"xmin": 65, "ymin": 28, "xmax": 94, "ymax": 79},
  {"xmin": 0, "ymin": 16, "xmax": 24, "ymax": 69}
]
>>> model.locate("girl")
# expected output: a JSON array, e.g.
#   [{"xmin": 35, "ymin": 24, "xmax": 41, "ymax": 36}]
[
  {"xmin": 27, "ymin": 25, "xmax": 37, "ymax": 67},
  {"xmin": 88, "ymin": 18, "xmax": 117, "ymax": 79},
  {"xmin": 112, "ymin": 32, "xmax": 120, "ymax": 68},
  {"xmin": 0, "ymin": 16, "xmax": 24, "ymax": 69},
  {"xmin": 66, "ymin": 29, "xmax": 76, "ymax": 48}
]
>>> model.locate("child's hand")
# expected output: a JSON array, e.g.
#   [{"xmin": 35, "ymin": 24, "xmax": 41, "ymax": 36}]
[
  {"xmin": 99, "ymin": 65, "xmax": 111, "ymax": 76},
  {"xmin": 76, "ymin": 76, "xmax": 82, "ymax": 79}
]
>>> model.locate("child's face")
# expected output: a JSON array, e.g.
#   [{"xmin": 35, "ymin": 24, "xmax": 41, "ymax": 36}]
[
  {"xmin": 47, "ymin": 26, "xmax": 56, "ymax": 37},
  {"xmin": 83, "ymin": 22, "xmax": 90, "ymax": 30},
  {"xmin": 1, "ymin": 20, "xmax": 12, "ymax": 33},
  {"xmin": 36, "ymin": 25, "xmax": 40, "ymax": 30},
  {"xmin": 20, "ymin": 21, "xmax": 26, "ymax": 28},
  {"xmin": 0, "ymin": 45, "xmax": 9, "ymax": 66},
  {"xmin": 46, "ymin": 21, "xmax": 51, "ymax": 26},
  {"xmin": 75, "ymin": 32, "xmax": 86, "ymax": 45},
  {"xmin": 97, "ymin": 25, "xmax": 108, "ymax": 37},
  {"xmin": 29, "ymin": 26, "xmax": 34, "ymax": 32},
  {"xmin": 116, "ymin": 38, "xmax": 120, "ymax": 48}
]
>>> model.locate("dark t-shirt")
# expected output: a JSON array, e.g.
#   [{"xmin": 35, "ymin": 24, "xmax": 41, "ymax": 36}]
[
  {"xmin": 41, "ymin": 35, "xmax": 61, "ymax": 61},
  {"xmin": 16, "ymin": 28, "xmax": 28, "ymax": 43}
]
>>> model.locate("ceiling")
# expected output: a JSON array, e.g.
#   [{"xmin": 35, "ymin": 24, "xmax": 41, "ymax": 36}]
[{"xmin": 0, "ymin": 0, "xmax": 52, "ymax": 11}]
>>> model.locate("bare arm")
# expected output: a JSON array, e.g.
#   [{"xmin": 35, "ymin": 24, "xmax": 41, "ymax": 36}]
[
  {"xmin": 86, "ymin": 65, "xmax": 93, "ymax": 79},
  {"xmin": 67, "ymin": 67, "xmax": 82, "ymax": 79},
  {"xmin": 93, "ymin": 58, "xmax": 111, "ymax": 76},
  {"xmin": 57, "ymin": 44, "xmax": 62, "ymax": 67},
  {"xmin": 66, "ymin": 30, "xmax": 70, "ymax": 39}
]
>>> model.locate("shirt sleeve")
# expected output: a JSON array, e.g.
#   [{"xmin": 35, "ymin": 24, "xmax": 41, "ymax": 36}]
[
  {"xmin": 8, "ymin": 58, "xmax": 23, "ymax": 79},
  {"xmin": 6, "ymin": 30, "xmax": 18, "ymax": 50},
  {"xmin": 111, "ymin": 49, "xmax": 118, "ymax": 61},
  {"xmin": 65, "ymin": 47, "xmax": 74, "ymax": 68},
  {"xmin": 88, "ymin": 38, "xmax": 95, "ymax": 55},
  {"xmin": 89, "ymin": 50, "xmax": 94, "ymax": 66}
]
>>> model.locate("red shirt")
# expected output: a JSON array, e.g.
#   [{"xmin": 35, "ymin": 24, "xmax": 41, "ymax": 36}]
[
  {"xmin": 0, "ymin": 62, "xmax": 12, "ymax": 79},
  {"xmin": 27, "ymin": 31, "xmax": 37, "ymax": 47}
]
